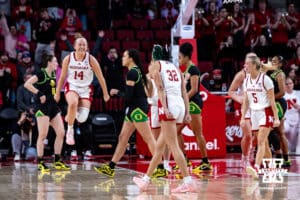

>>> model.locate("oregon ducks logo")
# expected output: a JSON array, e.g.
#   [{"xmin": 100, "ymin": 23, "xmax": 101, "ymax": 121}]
[
  {"xmin": 50, "ymin": 79, "xmax": 56, "ymax": 95},
  {"xmin": 131, "ymin": 108, "xmax": 148, "ymax": 122}
]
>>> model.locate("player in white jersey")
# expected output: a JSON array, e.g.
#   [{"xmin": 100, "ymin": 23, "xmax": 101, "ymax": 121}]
[
  {"xmin": 283, "ymin": 77, "xmax": 300, "ymax": 153},
  {"xmin": 133, "ymin": 45, "xmax": 196, "ymax": 193},
  {"xmin": 228, "ymin": 67, "xmax": 252, "ymax": 168},
  {"xmin": 240, "ymin": 53, "xmax": 280, "ymax": 179},
  {"xmin": 55, "ymin": 37, "xmax": 110, "ymax": 145}
]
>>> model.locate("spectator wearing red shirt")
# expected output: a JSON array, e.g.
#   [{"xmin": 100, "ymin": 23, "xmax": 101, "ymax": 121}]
[
  {"xmin": 12, "ymin": 0, "xmax": 33, "ymax": 42},
  {"xmin": 244, "ymin": 13, "xmax": 262, "ymax": 54},
  {"xmin": 214, "ymin": 7, "xmax": 238, "ymax": 48},
  {"xmin": 60, "ymin": 9, "xmax": 83, "ymax": 47},
  {"xmin": 0, "ymin": 13, "xmax": 18, "ymax": 61},
  {"xmin": 286, "ymin": 2, "xmax": 300, "ymax": 38},
  {"xmin": 232, "ymin": 3, "xmax": 245, "ymax": 61},
  {"xmin": 254, "ymin": 0, "xmax": 272, "ymax": 41},
  {"xmin": 198, "ymin": 1, "xmax": 218, "ymax": 61},
  {"xmin": 271, "ymin": 11, "xmax": 291, "ymax": 58},
  {"xmin": 0, "ymin": 52, "xmax": 18, "ymax": 107}
]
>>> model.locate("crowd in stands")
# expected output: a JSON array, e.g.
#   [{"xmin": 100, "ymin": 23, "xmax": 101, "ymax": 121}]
[{"xmin": 0, "ymin": 0, "xmax": 300, "ymax": 159}]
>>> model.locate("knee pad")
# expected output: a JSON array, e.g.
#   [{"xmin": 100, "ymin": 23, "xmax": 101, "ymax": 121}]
[{"xmin": 76, "ymin": 107, "xmax": 90, "ymax": 123}]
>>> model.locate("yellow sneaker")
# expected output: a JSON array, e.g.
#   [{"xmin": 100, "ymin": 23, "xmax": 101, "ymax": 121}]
[
  {"xmin": 38, "ymin": 161, "xmax": 50, "ymax": 172},
  {"xmin": 151, "ymin": 168, "xmax": 168, "ymax": 178},
  {"xmin": 52, "ymin": 160, "xmax": 71, "ymax": 170},
  {"xmin": 192, "ymin": 162, "xmax": 212, "ymax": 173},
  {"xmin": 94, "ymin": 164, "xmax": 115, "ymax": 177},
  {"xmin": 173, "ymin": 159, "xmax": 192, "ymax": 170}
]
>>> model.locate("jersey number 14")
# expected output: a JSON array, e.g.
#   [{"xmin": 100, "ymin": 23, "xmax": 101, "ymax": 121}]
[{"xmin": 74, "ymin": 71, "xmax": 84, "ymax": 80}]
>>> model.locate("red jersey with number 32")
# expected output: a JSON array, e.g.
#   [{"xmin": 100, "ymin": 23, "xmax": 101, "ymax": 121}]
[
  {"xmin": 244, "ymin": 72, "xmax": 274, "ymax": 110},
  {"xmin": 67, "ymin": 52, "xmax": 93, "ymax": 87},
  {"xmin": 159, "ymin": 60, "xmax": 182, "ymax": 96}
]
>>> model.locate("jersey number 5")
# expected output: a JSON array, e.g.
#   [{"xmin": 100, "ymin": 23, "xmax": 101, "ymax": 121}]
[
  {"xmin": 74, "ymin": 71, "xmax": 84, "ymax": 80},
  {"xmin": 166, "ymin": 70, "xmax": 179, "ymax": 81},
  {"xmin": 251, "ymin": 93, "xmax": 258, "ymax": 103}
]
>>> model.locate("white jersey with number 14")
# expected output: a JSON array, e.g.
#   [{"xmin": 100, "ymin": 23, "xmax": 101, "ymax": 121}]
[{"xmin": 67, "ymin": 52, "xmax": 93, "ymax": 87}]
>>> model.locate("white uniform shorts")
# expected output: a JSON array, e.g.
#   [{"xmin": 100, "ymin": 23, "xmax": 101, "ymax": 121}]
[
  {"xmin": 251, "ymin": 107, "xmax": 274, "ymax": 131},
  {"xmin": 149, "ymin": 105, "xmax": 160, "ymax": 129},
  {"xmin": 64, "ymin": 82, "xmax": 93, "ymax": 101},
  {"xmin": 158, "ymin": 95, "xmax": 185, "ymax": 124}
]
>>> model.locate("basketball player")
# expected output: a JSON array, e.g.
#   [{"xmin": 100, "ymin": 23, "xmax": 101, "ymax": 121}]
[
  {"xmin": 24, "ymin": 54, "xmax": 70, "ymax": 172},
  {"xmin": 133, "ymin": 45, "xmax": 196, "ymax": 193},
  {"xmin": 54, "ymin": 37, "xmax": 110, "ymax": 145},
  {"xmin": 228, "ymin": 66, "xmax": 252, "ymax": 168},
  {"xmin": 241, "ymin": 53, "xmax": 280, "ymax": 179},
  {"xmin": 176, "ymin": 42, "xmax": 212, "ymax": 172},
  {"xmin": 94, "ymin": 49, "xmax": 156, "ymax": 177}
]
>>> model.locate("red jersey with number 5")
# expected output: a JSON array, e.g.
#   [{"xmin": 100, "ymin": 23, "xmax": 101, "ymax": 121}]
[
  {"xmin": 159, "ymin": 60, "xmax": 182, "ymax": 97},
  {"xmin": 67, "ymin": 52, "xmax": 93, "ymax": 87},
  {"xmin": 244, "ymin": 72, "xmax": 274, "ymax": 111}
]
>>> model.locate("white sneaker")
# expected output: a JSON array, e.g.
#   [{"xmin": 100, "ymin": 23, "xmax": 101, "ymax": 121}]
[
  {"xmin": 70, "ymin": 150, "xmax": 78, "ymax": 161},
  {"xmin": 84, "ymin": 150, "xmax": 93, "ymax": 161},
  {"xmin": 66, "ymin": 128, "xmax": 75, "ymax": 145},
  {"xmin": 14, "ymin": 154, "xmax": 20, "ymax": 161}
]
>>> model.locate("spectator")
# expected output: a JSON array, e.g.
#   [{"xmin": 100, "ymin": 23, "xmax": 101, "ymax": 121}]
[
  {"xmin": 232, "ymin": 3, "xmax": 245, "ymax": 61},
  {"xmin": 0, "ymin": 12, "xmax": 17, "ymax": 61},
  {"xmin": 254, "ymin": 0, "xmax": 272, "ymax": 41},
  {"xmin": 214, "ymin": 7, "xmax": 238, "ymax": 47},
  {"xmin": 160, "ymin": 0, "xmax": 178, "ymax": 24},
  {"xmin": 286, "ymin": 2, "xmax": 300, "ymax": 38},
  {"xmin": 0, "ymin": 51, "xmax": 18, "ymax": 107},
  {"xmin": 11, "ymin": 116, "xmax": 35, "ymax": 161},
  {"xmin": 12, "ymin": 0, "xmax": 33, "ymax": 41},
  {"xmin": 207, "ymin": 68, "xmax": 226, "ymax": 92},
  {"xmin": 34, "ymin": 8, "xmax": 58, "ymax": 65},
  {"xmin": 244, "ymin": 12, "xmax": 261, "ymax": 55},
  {"xmin": 130, "ymin": 0, "xmax": 147, "ymax": 19},
  {"xmin": 217, "ymin": 35, "xmax": 237, "ymax": 83},
  {"xmin": 283, "ymin": 77, "xmax": 300, "ymax": 153},
  {"xmin": 13, "ymin": 72, "xmax": 37, "ymax": 161},
  {"xmin": 59, "ymin": 8, "xmax": 83, "ymax": 48},
  {"xmin": 16, "ymin": 51, "xmax": 35, "ymax": 86},
  {"xmin": 16, "ymin": 25, "xmax": 30, "ymax": 53},
  {"xmin": 271, "ymin": 10, "xmax": 291, "ymax": 58},
  {"xmin": 253, "ymin": 34, "xmax": 271, "ymax": 61}
]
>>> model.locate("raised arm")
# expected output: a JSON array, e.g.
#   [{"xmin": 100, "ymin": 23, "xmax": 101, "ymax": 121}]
[{"xmin": 228, "ymin": 71, "xmax": 245, "ymax": 104}]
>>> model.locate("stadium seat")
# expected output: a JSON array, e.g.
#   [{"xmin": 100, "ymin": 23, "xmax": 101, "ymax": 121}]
[
  {"xmin": 141, "ymin": 40, "xmax": 154, "ymax": 52},
  {"xmin": 130, "ymin": 19, "xmax": 149, "ymax": 30},
  {"xmin": 135, "ymin": 30, "xmax": 154, "ymax": 40},
  {"xmin": 121, "ymin": 41, "xmax": 140, "ymax": 51},
  {"xmin": 112, "ymin": 19, "xmax": 129, "ymax": 29},
  {"xmin": 116, "ymin": 30, "xmax": 134, "ymax": 40},
  {"xmin": 150, "ymin": 19, "xmax": 169, "ymax": 29},
  {"xmin": 154, "ymin": 30, "xmax": 171, "ymax": 43}
]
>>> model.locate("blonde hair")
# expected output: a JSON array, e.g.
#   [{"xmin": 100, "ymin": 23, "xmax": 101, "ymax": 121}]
[{"xmin": 246, "ymin": 53, "xmax": 260, "ymax": 70}]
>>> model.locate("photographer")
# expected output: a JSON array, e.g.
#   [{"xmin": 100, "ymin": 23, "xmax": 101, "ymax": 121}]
[{"xmin": 12, "ymin": 72, "xmax": 37, "ymax": 161}]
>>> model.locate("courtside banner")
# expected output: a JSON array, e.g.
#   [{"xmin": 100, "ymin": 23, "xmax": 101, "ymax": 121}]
[{"xmin": 182, "ymin": 84, "xmax": 226, "ymax": 158}]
